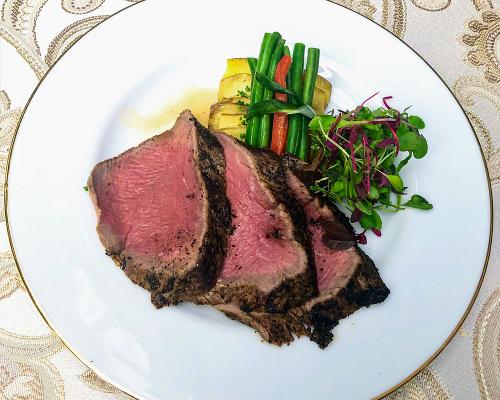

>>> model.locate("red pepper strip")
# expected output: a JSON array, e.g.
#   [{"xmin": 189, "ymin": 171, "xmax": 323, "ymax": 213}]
[{"xmin": 271, "ymin": 55, "xmax": 292, "ymax": 155}]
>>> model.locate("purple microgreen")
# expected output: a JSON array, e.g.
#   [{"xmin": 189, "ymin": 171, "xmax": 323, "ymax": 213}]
[
  {"xmin": 308, "ymin": 95, "xmax": 431, "ymax": 243},
  {"xmin": 372, "ymin": 228, "xmax": 382, "ymax": 237},
  {"xmin": 378, "ymin": 172, "xmax": 389, "ymax": 187},
  {"xmin": 356, "ymin": 231, "xmax": 367, "ymax": 245},
  {"xmin": 384, "ymin": 123, "xmax": 400, "ymax": 155},
  {"xmin": 364, "ymin": 149, "xmax": 372, "ymax": 193},
  {"xmin": 356, "ymin": 183, "xmax": 367, "ymax": 199},
  {"xmin": 348, "ymin": 127, "xmax": 359, "ymax": 145},
  {"xmin": 348, "ymin": 142, "xmax": 357, "ymax": 172},
  {"xmin": 351, "ymin": 92, "xmax": 380, "ymax": 118},
  {"xmin": 377, "ymin": 138, "xmax": 395, "ymax": 148},
  {"xmin": 382, "ymin": 96, "xmax": 393, "ymax": 109},
  {"xmin": 350, "ymin": 208, "xmax": 362, "ymax": 223}
]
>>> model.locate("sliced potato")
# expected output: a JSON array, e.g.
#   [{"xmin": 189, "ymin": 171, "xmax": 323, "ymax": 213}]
[
  {"xmin": 312, "ymin": 87, "xmax": 327, "ymax": 114},
  {"xmin": 213, "ymin": 58, "xmax": 333, "ymax": 137},
  {"xmin": 310, "ymin": 75, "xmax": 332, "ymax": 114},
  {"xmin": 219, "ymin": 73, "xmax": 252, "ymax": 103},
  {"xmin": 222, "ymin": 58, "xmax": 251, "ymax": 79},
  {"xmin": 315, "ymin": 75, "xmax": 332, "ymax": 96},
  {"xmin": 208, "ymin": 102, "xmax": 247, "ymax": 139},
  {"xmin": 316, "ymin": 75, "xmax": 332, "ymax": 112}
]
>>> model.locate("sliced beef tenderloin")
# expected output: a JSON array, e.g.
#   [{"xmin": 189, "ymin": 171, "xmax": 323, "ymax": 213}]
[
  {"xmin": 195, "ymin": 134, "xmax": 316, "ymax": 313},
  {"xmin": 287, "ymin": 168, "xmax": 390, "ymax": 347},
  {"xmin": 88, "ymin": 110, "xmax": 231, "ymax": 307},
  {"xmin": 216, "ymin": 165, "xmax": 389, "ymax": 348}
]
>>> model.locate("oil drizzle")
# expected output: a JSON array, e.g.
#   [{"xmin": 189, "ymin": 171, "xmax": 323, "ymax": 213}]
[{"xmin": 121, "ymin": 88, "xmax": 217, "ymax": 134}]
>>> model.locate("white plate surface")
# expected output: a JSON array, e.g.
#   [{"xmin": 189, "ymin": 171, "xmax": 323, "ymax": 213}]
[{"xmin": 7, "ymin": 0, "xmax": 491, "ymax": 399}]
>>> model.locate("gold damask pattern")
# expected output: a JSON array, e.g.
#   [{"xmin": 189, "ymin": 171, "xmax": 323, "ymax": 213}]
[
  {"xmin": 331, "ymin": 0, "xmax": 377, "ymax": 19},
  {"xmin": 382, "ymin": 0, "xmax": 406, "ymax": 38},
  {"xmin": 79, "ymin": 370, "xmax": 123, "ymax": 394},
  {"xmin": 0, "ymin": 329, "xmax": 64, "ymax": 399},
  {"xmin": 473, "ymin": 288, "xmax": 500, "ymax": 399},
  {"xmin": 0, "ymin": 0, "xmax": 48, "ymax": 78},
  {"xmin": 0, "ymin": 250, "xmax": 23, "ymax": 300},
  {"xmin": 462, "ymin": 9, "xmax": 500, "ymax": 84},
  {"xmin": 61, "ymin": 0, "xmax": 105, "ymax": 14},
  {"xmin": 453, "ymin": 75, "xmax": 500, "ymax": 184},
  {"xmin": 472, "ymin": 0, "xmax": 494, "ymax": 12},
  {"xmin": 386, "ymin": 368, "xmax": 452, "ymax": 399},
  {"xmin": 410, "ymin": 0, "xmax": 450, "ymax": 11},
  {"xmin": 45, "ymin": 15, "xmax": 107, "ymax": 66},
  {"xmin": 0, "ymin": 0, "xmax": 498, "ymax": 399},
  {"xmin": 0, "ymin": 91, "xmax": 21, "ymax": 221}
]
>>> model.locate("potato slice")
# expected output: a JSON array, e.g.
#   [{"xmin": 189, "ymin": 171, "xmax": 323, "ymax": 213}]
[
  {"xmin": 315, "ymin": 75, "xmax": 332, "ymax": 96},
  {"xmin": 219, "ymin": 73, "xmax": 252, "ymax": 103},
  {"xmin": 222, "ymin": 58, "xmax": 251, "ymax": 78},
  {"xmin": 316, "ymin": 75, "xmax": 332, "ymax": 112},
  {"xmin": 312, "ymin": 87, "xmax": 327, "ymax": 114},
  {"xmin": 208, "ymin": 102, "xmax": 247, "ymax": 139},
  {"xmin": 311, "ymin": 75, "xmax": 332, "ymax": 114}
]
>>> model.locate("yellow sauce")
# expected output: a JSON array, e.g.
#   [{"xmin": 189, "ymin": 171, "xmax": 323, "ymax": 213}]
[{"xmin": 121, "ymin": 88, "xmax": 217, "ymax": 134}]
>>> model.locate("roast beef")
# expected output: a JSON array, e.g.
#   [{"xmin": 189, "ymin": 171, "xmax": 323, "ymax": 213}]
[
  {"xmin": 217, "ymin": 164, "xmax": 389, "ymax": 348},
  {"xmin": 88, "ymin": 111, "xmax": 231, "ymax": 307},
  {"xmin": 195, "ymin": 134, "xmax": 317, "ymax": 313}
]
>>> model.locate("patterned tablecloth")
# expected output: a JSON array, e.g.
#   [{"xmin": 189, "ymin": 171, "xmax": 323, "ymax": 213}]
[{"xmin": 0, "ymin": 0, "xmax": 498, "ymax": 398}]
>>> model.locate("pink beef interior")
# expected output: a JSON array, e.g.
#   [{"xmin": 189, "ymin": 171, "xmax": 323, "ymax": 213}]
[
  {"xmin": 91, "ymin": 113, "xmax": 204, "ymax": 266},
  {"xmin": 308, "ymin": 222, "xmax": 358, "ymax": 293},
  {"xmin": 286, "ymin": 172, "xmax": 359, "ymax": 295},
  {"xmin": 216, "ymin": 134, "xmax": 302, "ymax": 283}
]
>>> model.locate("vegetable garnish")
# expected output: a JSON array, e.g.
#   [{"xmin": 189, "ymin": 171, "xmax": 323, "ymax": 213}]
[
  {"xmin": 298, "ymin": 47, "xmax": 320, "ymax": 162},
  {"xmin": 259, "ymin": 38, "xmax": 286, "ymax": 148},
  {"xmin": 271, "ymin": 55, "xmax": 292, "ymax": 155},
  {"xmin": 246, "ymin": 32, "xmax": 281, "ymax": 147},
  {"xmin": 247, "ymin": 100, "xmax": 315, "ymax": 119},
  {"xmin": 286, "ymin": 43, "xmax": 306, "ymax": 156},
  {"xmin": 210, "ymin": 32, "xmax": 432, "ymax": 243},
  {"xmin": 308, "ymin": 95, "xmax": 432, "ymax": 239}
]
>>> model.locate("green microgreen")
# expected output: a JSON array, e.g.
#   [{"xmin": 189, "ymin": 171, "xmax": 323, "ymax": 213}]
[{"xmin": 308, "ymin": 94, "xmax": 432, "ymax": 242}]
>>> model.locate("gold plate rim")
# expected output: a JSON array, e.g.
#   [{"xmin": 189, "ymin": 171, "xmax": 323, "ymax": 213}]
[{"xmin": 3, "ymin": 1, "xmax": 494, "ymax": 399}]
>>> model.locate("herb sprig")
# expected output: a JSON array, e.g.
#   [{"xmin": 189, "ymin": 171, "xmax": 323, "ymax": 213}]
[{"xmin": 308, "ymin": 95, "xmax": 432, "ymax": 241}]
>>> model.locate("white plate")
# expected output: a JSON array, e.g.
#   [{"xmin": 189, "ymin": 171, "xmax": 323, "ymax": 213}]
[{"xmin": 6, "ymin": 0, "xmax": 492, "ymax": 399}]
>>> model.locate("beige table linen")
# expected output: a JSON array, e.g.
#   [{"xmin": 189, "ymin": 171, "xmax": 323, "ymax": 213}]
[{"xmin": 0, "ymin": 0, "xmax": 499, "ymax": 398}]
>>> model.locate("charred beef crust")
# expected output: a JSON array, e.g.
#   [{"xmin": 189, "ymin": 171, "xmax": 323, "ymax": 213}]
[
  {"xmin": 217, "ymin": 232, "xmax": 389, "ymax": 349},
  {"xmin": 308, "ymin": 254, "xmax": 390, "ymax": 348},
  {"xmin": 215, "ymin": 163, "xmax": 389, "ymax": 348},
  {"xmin": 294, "ymin": 167, "xmax": 389, "ymax": 348},
  {"xmin": 243, "ymin": 145, "xmax": 317, "ymax": 312},
  {"xmin": 151, "ymin": 118, "xmax": 232, "ymax": 308},
  {"xmin": 195, "ymin": 140, "xmax": 317, "ymax": 314},
  {"xmin": 298, "ymin": 167, "xmax": 389, "ymax": 347},
  {"xmin": 217, "ymin": 304, "xmax": 309, "ymax": 346}
]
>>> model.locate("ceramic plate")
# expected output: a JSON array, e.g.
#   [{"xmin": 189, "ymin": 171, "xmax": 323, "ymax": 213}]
[{"xmin": 6, "ymin": 0, "xmax": 491, "ymax": 399}]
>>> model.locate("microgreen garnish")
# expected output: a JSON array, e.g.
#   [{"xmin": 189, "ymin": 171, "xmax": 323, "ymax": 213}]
[
  {"xmin": 308, "ymin": 94, "xmax": 432, "ymax": 241},
  {"xmin": 247, "ymin": 100, "xmax": 315, "ymax": 119},
  {"xmin": 237, "ymin": 89, "xmax": 250, "ymax": 98}
]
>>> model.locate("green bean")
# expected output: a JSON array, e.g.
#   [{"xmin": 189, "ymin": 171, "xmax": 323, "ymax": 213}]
[
  {"xmin": 286, "ymin": 43, "xmax": 305, "ymax": 154},
  {"xmin": 301, "ymin": 48, "xmax": 320, "ymax": 106},
  {"xmin": 297, "ymin": 116, "xmax": 311, "ymax": 161},
  {"xmin": 284, "ymin": 46, "xmax": 291, "ymax": 89},
  {"xmin": 246, "ymin": 32, "xmax": 281, "ymax": 146},
  {"xmin": 246, "ymin": 34, "xmax": 269, "ymax": 146},
  {"xmin": 258, "ymin": 38, "xmax": 285, "ymax": 148},
  {"xmin": 298, "ymin": 48, "xmax": 320, "ymax": 161},
  {"xmin": 247, "ymin": 57, "xmax": 258, "ymax": 80}
]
